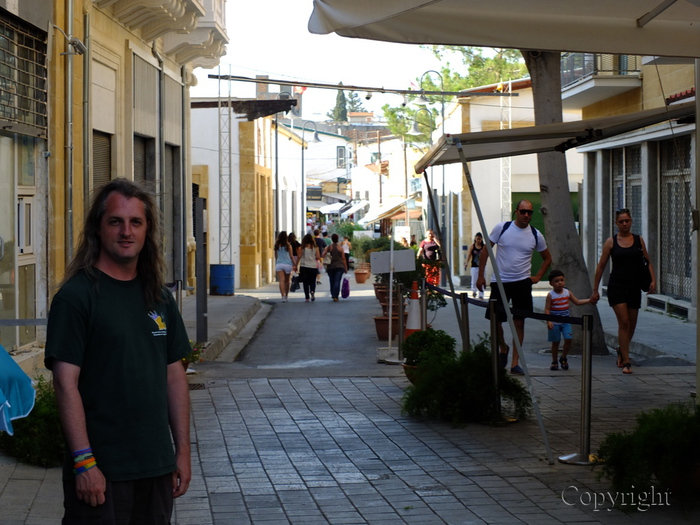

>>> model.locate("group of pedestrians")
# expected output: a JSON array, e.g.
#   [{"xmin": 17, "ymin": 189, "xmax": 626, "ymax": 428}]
[
  {"xmin": 274, "ymin": 229, "xmax": 351, "ymax": 303},
  {"xmin": 471, "ymin": 200, "xmax": 654, "ymax": 376}
]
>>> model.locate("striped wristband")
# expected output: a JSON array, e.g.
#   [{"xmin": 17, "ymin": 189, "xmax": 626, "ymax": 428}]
[{"xmin": 72, "ymin": 448, "xmax": 97, "ymax": 475}]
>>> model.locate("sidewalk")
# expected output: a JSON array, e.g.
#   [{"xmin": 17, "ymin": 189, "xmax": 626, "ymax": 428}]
[{"xmin": 0, "ymin": 275, "xmax": 697, "ymax": 524}]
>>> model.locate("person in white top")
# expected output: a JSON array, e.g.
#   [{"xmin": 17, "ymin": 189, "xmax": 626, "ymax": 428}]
[
  {"xmin": 476, "ymin": 200, "xmax": 552, "ymax": 375},
  {"xmin": 341, "ymin": 236, "xmax": 352, "ymax": 268}
]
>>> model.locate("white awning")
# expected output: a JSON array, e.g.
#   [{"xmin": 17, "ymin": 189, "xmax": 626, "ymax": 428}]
[
  {"xmin": 359, "ymin": 198, "xmax": 421, "ymax": 225},
  {"xmin": 319, "ymin": 202, "xmax": 345, "ymax": 214},
  {"xmin": 310, "ymin": 0, "xmax": 700, "ymax": 59},
  {"xmin": 340, "ymin": 200, "xmax": 369, "ymax": 218},
  {"xmin": 415, "ymin": 101, "xmax": 695, "ymax": 172}
]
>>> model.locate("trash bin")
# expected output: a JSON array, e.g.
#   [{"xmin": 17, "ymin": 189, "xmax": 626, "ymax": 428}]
[{"xmin": 210, "ymin": 264, "xmax": 235, "ymax": 295}]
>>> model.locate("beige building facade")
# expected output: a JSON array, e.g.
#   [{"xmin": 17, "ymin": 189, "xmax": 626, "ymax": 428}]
[{"xmin": 1, "ymin": 0, "xmax": 227, "ymax": 364}]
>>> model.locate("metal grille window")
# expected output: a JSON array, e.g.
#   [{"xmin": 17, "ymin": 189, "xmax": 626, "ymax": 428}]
[
  {"xmin": 0, "ymin": 11, "xmax": 47, "ymax": 134},
  {"xmin": 610, "ymin": 146, "xmax": 642, "ymax": 233},
  {"xmin": 92, "ymin": 131, "xmax": 112, "ymax": 188},
  {"xmin": 625, "ymin": 145, "xmax": 642, "ymax": 230},
  {"xmin": 659, "ymin": 135, "xmax": 692, "ymax": 300},
  {"xmin": 611, "ymin": 148, "xmax": 624, "ymax": 213}
]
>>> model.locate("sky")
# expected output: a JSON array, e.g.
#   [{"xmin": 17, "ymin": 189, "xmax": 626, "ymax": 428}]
[{"xmin": 189, "ymin": 0, "xmax": 452, "ymax": 120}]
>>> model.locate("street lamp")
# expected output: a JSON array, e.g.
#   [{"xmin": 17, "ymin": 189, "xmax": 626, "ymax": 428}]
[
  {"xmin": 301, "ymin": 121, "xmax": 321, "ymax": 234},
  {"xmin": 416, "ymin": 70, "xmax": 447, "ymax": 286},
  {"xmin": 407, "ymin": 107, "xmax": 437, "ymax": 241}
]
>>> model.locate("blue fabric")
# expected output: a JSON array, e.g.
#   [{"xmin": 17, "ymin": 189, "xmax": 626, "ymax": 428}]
[
  {"xmin": 328, "ymin": 269, "xmax": 344, "ymax": 299},
  {"xmin": 0, "ymin": 344, "xmax": 36, "ymax": 436}
]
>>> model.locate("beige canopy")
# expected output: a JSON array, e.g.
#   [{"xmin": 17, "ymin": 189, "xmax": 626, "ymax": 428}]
[
  {"xmin": 414, "ymin": 101, "xmax": 695, "ymax": 172},
  {"xmin": 309, "ymin": 0, "xmax": 700, "ymax": 59}
]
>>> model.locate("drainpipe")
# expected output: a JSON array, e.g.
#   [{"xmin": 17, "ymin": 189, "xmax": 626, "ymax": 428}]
[
  {"xmin": 65, "ymin": 0, "xmax": 74, "ymax": 263},
  {"xmin": 180, "ymin": 66, "xmax": 188, "ymax": 284},
  {"xmin": 152, "ymin": 43, "xmax": 165, "ymax": 214},
  {"xmin": 82, "ymin": 12, "xmax": 90, "ymax": 210}
]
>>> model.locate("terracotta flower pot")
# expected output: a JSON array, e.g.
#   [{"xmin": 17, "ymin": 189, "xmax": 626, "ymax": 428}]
[
  {"xmin": 354, "ymin": 271, "xmax": 370, "ymax": 284},
  {"xmin": 402, "ymin": 363, "xmax": 420, "ymax": 385},
  {"xmin": 373, "ymin": 313, "xmax": 408, "ymax": 341}
]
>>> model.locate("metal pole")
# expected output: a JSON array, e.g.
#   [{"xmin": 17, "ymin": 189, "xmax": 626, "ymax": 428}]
[
  {"xmin": 460, "ymin": 293, "xmax": 470, "ymax": 354},
  {"xmin": 559, "ymin": 315, "xmax": 594, "ymax": 465},
  {"xmin": 301, "ymin": 132, "xmax": 306, "ymax": 235},
  {"xmin": 489, "ymin": 299, "xmax": 502, "ymax": 420},
  {"xmin": 195, "ymin": 197, "xmax": 208, "ymax": 343},
  {"xmin": 397, "ymin": 284, "xmax": 404, "ymax": 359},
  {"xmin": 420, "ymin": 278, "xmax": 427, "ymax": 330}
]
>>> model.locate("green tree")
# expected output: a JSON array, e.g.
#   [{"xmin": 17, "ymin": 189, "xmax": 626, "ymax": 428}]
[
  {"xmin": 346, "ymin": 91, "xmax": 366, "ymax": 113},
  {"xmin": 327, "ymin": 84, "xmax": 348, "ymax": 122},
  {"xmin": 383, "ymin": 47, "xmax": 527, "ymax": 140}
]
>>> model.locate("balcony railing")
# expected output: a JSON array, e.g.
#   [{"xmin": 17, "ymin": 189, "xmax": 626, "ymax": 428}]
[{"xmin": 561, "ymin": 53, "xmax": 640, "ymax": 89}]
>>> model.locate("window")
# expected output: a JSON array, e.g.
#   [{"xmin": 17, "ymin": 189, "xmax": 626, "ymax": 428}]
[
  {"xmin": 93, "ymin": 130, "xmax": 112, "ymax": 188},
  {"xmin": 336, "ymin": 146, "xmax": 346, "ymax": 169},
  {"xmin": 0, "ymin": 12, "xmax": 47, "ymax": 134},
  {"xmin": 17, "ymin": 195, "xmax": 32, "ymax": 255}
]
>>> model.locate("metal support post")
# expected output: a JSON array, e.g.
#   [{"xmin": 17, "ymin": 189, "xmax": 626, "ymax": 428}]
[
  {"xmin": 559, "ymin": 315, "xmax": 594, "ymax": 465},
  {"xmin": 195, "ymin": 197, "xmax": 208, "ymax": 343},
  {"xmin": 397, "ymin": 284, "xmax": 404, "ymax": 359},
  {"xmin": 460, "ymin": 292, "xmax": 470, "ymax": 353},
  {"xmin": 420, "ymin": 279, "xmax": 427, "ymax": 330},
  {"xmin": 489, "ymin": 299, "xmax": 502, "ymax": 420}
]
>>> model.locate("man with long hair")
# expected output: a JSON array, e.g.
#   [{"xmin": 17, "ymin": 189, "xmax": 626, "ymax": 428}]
[{"xmin": 45, "ymin": 178, "xmax": 191, "ymax": 522}]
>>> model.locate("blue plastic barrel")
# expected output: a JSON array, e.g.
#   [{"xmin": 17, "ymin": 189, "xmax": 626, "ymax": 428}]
[{"xmin": 210, "ymin": 264, "xmax": 235, "ymax": 295}]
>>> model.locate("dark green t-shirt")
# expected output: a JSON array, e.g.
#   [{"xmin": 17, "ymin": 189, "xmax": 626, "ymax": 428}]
[{"xmin": 45, "ymin": 269, "xmax": 191, "ymax": 481}]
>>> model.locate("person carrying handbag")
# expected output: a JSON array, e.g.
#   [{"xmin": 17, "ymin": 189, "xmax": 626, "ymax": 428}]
[
  {"xmin": 321, "ymin": 234, "xmax": 348, "ymax": 302},
  {"xmin": 591, "ymin": 208, "xmax": 655, "ymax": 375}
]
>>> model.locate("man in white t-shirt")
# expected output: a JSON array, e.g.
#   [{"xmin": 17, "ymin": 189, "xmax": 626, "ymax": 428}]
[{"xmin": 476, "ymin": 199, "xmax": 552, "ymax": 375}]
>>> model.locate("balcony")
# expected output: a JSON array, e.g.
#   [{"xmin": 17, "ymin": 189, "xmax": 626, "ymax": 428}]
[
  {"xmin": 93, "ymin": 0, "xmax": 205, "ymax": 42},
  {"xmin": 561, "ymin": 53, "xmax": 641, "ymax": 110},
  {"xmin": 162, "ymin": 0, "xmax": 228, "ymax": 68}
]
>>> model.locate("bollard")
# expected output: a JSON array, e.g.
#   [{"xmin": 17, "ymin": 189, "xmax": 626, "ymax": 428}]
[
  {"xmin": 460, "ymin": 292, "xmax": 470, "ymax": 354},
  {"xmin": 559, "ymin": 314, "xmax": 594, "ymax": 465},
  {"xmin": 489, "ymin": 299, "xmax": 501, "ymax": 420}
]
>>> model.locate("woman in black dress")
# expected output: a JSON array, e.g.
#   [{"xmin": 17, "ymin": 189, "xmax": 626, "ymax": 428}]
[{"xmin": 591, "ymin": 209, "xmax": 655, "ymax": 374}]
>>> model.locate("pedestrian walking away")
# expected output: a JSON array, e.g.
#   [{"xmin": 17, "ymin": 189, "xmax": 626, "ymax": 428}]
[
  {"xmin": 341, "ymin": 235, "xmax": 352, "ymax": 268},
  {"xmin": 591, "ymin": 208, "xmax": 656, "ymax": 375},
  {"xmin": 298, "ymin": 233, "xmax": 321, "ymax": 302},
  {"xmin": 544, "ymin": 269, "xmax": 592, "ymax": 371},
  {"xmin": 477, "ymin": 199, "xmax": 552, "ymax": 375},
  {"xmin": 322, "ymin": 233, "xmax": 349, "ymax": 301},
  {"xmin": 314, "ymin": 229, "xmax": 326, "ymax": 285},
  {"xmin": 274, "ymin": 231, "xmax": 295, "ymax": 302},
  {"xmin": 466, "ymin": 232, "xmax": 485, "ymax": 299},
  {"xmin": 45, "ymin": 178, "xmax": 192, "ymax": 523},
  {"xmin": 288, "ymin": 232, "xmax": 300, "ymax": 267},
  {"xmin": 417, "ymin": 229, "xmax": 442, "ymax": 286}
]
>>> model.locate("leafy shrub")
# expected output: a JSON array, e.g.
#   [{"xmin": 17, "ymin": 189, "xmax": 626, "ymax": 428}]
[
  {"xmin": 402, "ymin": 328, "xmax": 456, "ymax": 367},
  {"xmin": 402, "ymin": 333, "xmax": 532, "ymax": 426},
  {"xmin": 0, "ymin": 375, "xmax": 66, "ymax": 467},
  {"xmin": 596, "ymin": 401, "xmax": 700, "ymax": 501}
]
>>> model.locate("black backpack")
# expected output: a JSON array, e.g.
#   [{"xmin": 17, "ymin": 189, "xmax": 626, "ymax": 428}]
[{"xmin": 497, "ymin": 221, "xmax": 539, "ymax": 244}]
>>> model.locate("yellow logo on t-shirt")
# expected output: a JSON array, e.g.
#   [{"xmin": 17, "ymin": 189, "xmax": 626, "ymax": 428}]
[{"xmin": 148, "ymin": 310, "xmax": 167, "ymax": 331}]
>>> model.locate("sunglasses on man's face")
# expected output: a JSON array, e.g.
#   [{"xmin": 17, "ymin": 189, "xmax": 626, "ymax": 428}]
[{"xmin": 517, "ymin": 209, "xmax": 534, "ymax": 216}]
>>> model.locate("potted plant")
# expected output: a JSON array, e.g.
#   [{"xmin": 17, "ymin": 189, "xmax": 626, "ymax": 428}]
[
  {"xmin": 401, "ymin": 332, "xmax": 532, "ymax": 426},
  {"xmin": 182, "ymin": 340, "xmax": 204, "ymax": 370},
  {"xmin": 401, "ymin": 328, "xmax": 456, "ymax": 383},
  {"xmin": 596, "ymin": 401, "xmax": 700, "ymax": 503}
]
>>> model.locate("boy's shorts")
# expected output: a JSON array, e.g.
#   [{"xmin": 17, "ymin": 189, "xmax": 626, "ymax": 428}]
[{"xmin": 548, "ymin": 322, "xmax": 572, "ymax": 343}]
